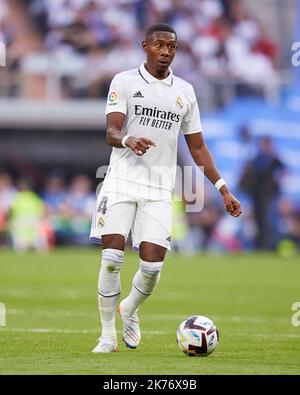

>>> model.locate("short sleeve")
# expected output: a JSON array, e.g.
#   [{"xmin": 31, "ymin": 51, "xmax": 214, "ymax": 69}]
[
  {"xmin": 181, "ymin": 87, "xmax": 202, "ymax": 135},
  {"xmin": 105, "ymin": 74, "xmax": 128, "ymax": 115}
]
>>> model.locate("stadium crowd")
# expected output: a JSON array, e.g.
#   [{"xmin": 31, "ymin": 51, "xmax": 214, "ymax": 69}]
[
  {"xmin": 0, "ymin": 0, "xmax": 277, "ymax": 100},
  {"xmin": 0, "ymin": 163, "xmax": 300, "ymax": 254},
  {"xmin": 0, "ymin": 172, "xmax": 95, "ymax": 251}
]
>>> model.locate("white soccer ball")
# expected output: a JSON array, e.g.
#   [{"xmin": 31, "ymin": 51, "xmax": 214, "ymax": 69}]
[{"xmin": 176, "ymin": 315, "xmax": 219, "ymax": 357}]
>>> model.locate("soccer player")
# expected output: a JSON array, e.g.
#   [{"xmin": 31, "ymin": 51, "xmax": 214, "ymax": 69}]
[{"xmin": 90, "ymin": 24, "xmax": 241, "ymax": 353}]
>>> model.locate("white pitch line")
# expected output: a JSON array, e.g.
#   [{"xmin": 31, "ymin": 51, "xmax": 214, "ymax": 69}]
[
  {"xmin": 0, "ymin": 327, "xmax": 172, "ymax": 335},
  {"xmin": 6, "ymin": 309, "xmax": 95, "ymax": 318},
  {"xmin": 136, "ymin": 314, "xmax": 288, "ymax": 324},
  {"xmin": 231, "ymin": 332, "xmax": 300, "ymax": 339},
  {"xmin": 1, "ymin": 328, "xmax": 97, "ymax": 334},
  {"xmin": 6, "ymin": 310, "xmax": 280, "ymax": 323},
  {"xmin": 0, "ymin": 327, "xmax": 299, "ymax": 339}
]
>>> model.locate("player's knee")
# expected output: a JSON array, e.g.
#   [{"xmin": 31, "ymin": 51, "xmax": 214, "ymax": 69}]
[
  {"xmin": 102, "ymin": 234, "xmax": 125, "ymax": 250},
  {"xmin": 139, "ymin": 248, "xmax": 166, "ymax": 262},
  {"xmin": 139, "ymin": 242, "xmax": 167, "ymax": 262},
  {"xmin": 141, "ymin": 254, "xmax": 164, "ymax": 262},
  {"xmin": 102, "ymin": 248, "xmax": 124, "ymax": 273}
]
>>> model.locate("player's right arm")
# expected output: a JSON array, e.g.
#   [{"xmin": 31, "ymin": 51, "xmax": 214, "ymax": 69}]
[
  {"xmin": 106, "ymin": 112, "xmax": 156, "ymax": 156},
  {"xmin": 105, "ymin": 73, "xmax": 155, "ymax": 156}
]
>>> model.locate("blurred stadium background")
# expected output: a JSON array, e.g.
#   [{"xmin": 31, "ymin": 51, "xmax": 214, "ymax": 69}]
[{"xmin": 0, "ymin": 0, "xmax": 300, "ymax": 253}]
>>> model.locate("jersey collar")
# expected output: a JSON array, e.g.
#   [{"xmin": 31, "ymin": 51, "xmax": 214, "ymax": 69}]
[{"xmin": 139, "ymin": 62, "xmax": 173, "ymax": 86}]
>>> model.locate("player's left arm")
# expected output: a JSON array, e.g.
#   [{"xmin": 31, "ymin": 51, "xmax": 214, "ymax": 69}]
[{"xmin": 185, "ymin": 132, "xmax": 241, "ymax": 217}]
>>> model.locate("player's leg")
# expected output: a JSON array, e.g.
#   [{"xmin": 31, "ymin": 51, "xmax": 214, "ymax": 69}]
[
  {"xmin": 131, "ymin": 241, "xmax": 167, "ymax": 311},
  {"xmin": 91, "ymin": 192, "xmax": 136, "ymax": 353},
  {"xmin": 92, "ymin": 234, "xmax": 125, "ymax": 353},
  {"xmin": 118, "ymin": 200, "xmax": 171, "ymax": 349},
  {"xmin": 118, "ymin": 242, "xmax": 166, "ymax": 348},
  {"xmin": 120, "ymin": 242, "xmax": 166, "ymax": 316}
]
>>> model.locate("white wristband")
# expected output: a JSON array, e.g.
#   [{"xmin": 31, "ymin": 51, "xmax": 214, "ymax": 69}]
[
  {"xmin": 121, "ymin": 135, "xmax": 131, "ymax": 148},
  {"xmin": 215, "ymin": 178, "xmax": 226, "ymax": 191}
]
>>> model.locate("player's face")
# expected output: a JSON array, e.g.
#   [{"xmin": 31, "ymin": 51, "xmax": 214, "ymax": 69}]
[{"xmin": 143, "ymin": 32, "xmax": 177, "ymax": 76}]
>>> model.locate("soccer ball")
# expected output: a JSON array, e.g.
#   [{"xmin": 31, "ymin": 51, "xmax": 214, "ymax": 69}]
[{"xmin": 176, "ymin": 315, "xmax": 219, "ymax": 357}]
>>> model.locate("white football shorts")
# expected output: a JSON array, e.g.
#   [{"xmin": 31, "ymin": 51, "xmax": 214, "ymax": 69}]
[{"xmin": 89, "ymin": 190, "xmax": 172, "ymax": 250}]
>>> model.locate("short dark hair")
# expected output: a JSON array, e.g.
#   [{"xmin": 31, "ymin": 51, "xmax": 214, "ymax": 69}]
[{"xmin": 145, "ymin": 23, "xmax": 177, "ymax": 40}]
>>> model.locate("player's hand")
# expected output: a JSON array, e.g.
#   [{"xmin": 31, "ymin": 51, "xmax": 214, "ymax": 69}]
[
  {"xmin": 125, "ymin": 137, "xmax": 156, "ymax": 156},
  {"xmin": 221, "ymin": 191, "xmax": 241, "ymax": 218}
]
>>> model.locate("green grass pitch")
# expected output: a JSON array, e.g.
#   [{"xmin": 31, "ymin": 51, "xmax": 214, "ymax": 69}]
[{"xmin": 0, "ymin": 248, "xmax": 300, "ymax": 375}]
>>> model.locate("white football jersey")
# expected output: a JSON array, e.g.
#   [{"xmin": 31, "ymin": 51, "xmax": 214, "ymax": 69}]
[{"xmin": 103, "ymin": 62, "xmax": 202, "ymax": 201}]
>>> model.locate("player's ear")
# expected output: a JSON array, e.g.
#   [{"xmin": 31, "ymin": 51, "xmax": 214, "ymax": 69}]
[{"xmin": 142, "ymin": 40, "xmax": 148, "ymax": 52}]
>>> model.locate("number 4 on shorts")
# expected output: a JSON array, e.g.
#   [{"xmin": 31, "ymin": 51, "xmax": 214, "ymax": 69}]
[{"xmin": 98, "ymin": 196, "xmax": 108, "ymax": 215}]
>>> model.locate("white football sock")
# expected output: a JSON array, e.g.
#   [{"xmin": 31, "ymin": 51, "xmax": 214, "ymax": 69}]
[
  {"xmin": 121, "ymin": 259, "xmax": 163, "ymax": 316},
  {"xmin": 98, "ymin": 248, "xmax": 124, "ymax": 337}
]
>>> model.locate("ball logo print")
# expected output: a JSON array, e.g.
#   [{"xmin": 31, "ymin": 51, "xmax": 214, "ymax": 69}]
[
  {"xmin": 0, "ymin": 42, "xmax": 6, "ymax": 66},
  {"xmin": 291, "ymin": 302, "xmax": 300, "ymax": 327},
  {"xmin": 291, "ymin": 42, "xmax": 300, "ymax": 67},
  {"xmin": 0, "ymin": 302, "xmax": 6, "ymax": 327}
]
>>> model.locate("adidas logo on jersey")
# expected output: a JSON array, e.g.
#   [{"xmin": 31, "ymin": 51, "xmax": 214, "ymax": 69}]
[{"xmin": 133, "ymin": 91, "xmax": 144, "ymax": 98}]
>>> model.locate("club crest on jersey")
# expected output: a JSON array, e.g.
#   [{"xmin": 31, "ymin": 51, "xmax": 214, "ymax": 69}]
[
  {"xmin": 176, "ymin": 96, "xmax": 183, "ymax": 109},
  {"xmin": 108, "ymin": 91, "xmax": 118, "ymax": 105}
]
